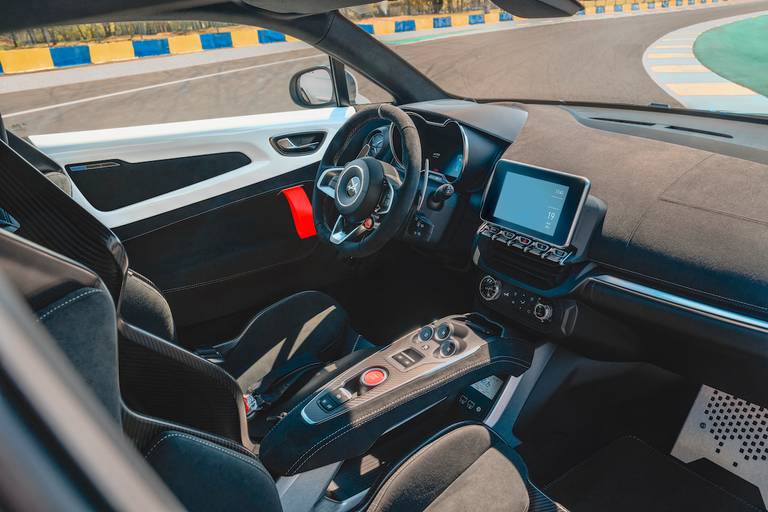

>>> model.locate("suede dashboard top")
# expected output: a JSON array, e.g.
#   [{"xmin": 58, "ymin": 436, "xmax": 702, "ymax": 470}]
[{"xmin": 499, "ymin": 103, "xmax": 768, "ymax": 315}]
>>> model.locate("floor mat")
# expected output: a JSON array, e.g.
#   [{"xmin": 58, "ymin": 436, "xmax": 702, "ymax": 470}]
[{"xmin": 545, "ymin": 436, "xmax": 763, "ymax": 512}]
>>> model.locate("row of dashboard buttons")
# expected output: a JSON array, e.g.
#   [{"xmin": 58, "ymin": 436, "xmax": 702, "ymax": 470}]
[{"xmin": 479, "ymin": 224, "xmax": 571, "ymax": 265}]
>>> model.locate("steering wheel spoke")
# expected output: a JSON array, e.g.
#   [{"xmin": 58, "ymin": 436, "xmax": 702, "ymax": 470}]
[
  {"xmin": 382, "ymin": 162, "xmax": 404, "ymax": 191},
  {"xmin": 374, "ymin": 178, "xmax": 395, "ymax": 215},
  {"xmin": 330, "ymin": 215, "xmax": 370, "ymax": 245},
  {"xmin": 317, "ymin": 167, "xmax": 343, "ymax": 200}
]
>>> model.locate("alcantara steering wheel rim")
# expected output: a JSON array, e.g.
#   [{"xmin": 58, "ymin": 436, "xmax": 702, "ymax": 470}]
[{"xmin": 312, "ymin": 104, "xmax": 422, "ymax": 258}]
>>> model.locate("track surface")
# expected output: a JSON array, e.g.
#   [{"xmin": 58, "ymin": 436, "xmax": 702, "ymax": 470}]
[{"xmin": 1, "ymin": 0, "xmax": 768, "ymax": 137}]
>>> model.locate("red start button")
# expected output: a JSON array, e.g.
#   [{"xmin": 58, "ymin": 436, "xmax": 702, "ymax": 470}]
[{"xmin": 361, "ymin": 368, "xmax": 388, "ymax": 387}]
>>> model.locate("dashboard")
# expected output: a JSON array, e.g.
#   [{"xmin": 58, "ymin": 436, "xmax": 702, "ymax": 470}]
[{"xmin": 356, "ymin": 99, "xmax": 768, "ymax": 407}]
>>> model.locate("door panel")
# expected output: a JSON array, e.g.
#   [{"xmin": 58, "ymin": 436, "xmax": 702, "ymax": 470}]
[
  {"xmin": 121, "ymin": 181, "xmax": 316, "ymax": 293},
  {"xmin": 122, "ymin": 178, "xmax": 338, "ymax": 329},
  {"xmin": 29, "ymin": 106, "xmax": 353, "ymax": 228},
  {"xmin": 29, "ymin": 107, "xmax": 356, "ymax": 341},
  {"xmin": 66, "ymin": 152, "xmax": 252, "ymax": 211}
]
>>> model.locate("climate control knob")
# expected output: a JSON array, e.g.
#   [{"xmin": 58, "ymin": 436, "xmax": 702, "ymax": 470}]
[
  {"xmin": 533, "ymin": 302, "xmax": 553, "ymax": 322},
  {"xmin": 479, "ymin": 275, "xmax": 501, "ymax": 301}
]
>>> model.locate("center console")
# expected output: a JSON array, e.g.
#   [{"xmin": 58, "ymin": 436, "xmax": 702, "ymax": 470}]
[
  {"xmin": 473, "ymin": 160, "xmax": 606, "ymax": 336},
  {"xmin": 259, "ymin": 314, "xmax": 533, "ymax": 476}
]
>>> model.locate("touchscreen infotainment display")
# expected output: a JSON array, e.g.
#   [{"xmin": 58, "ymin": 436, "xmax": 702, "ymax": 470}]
[
  {"xmin": 481, "ymin": 160, "xmax": 590, "ymax": 247},
  {"xmin": 494, "ymin": 174, "xmax": 569, "ymax": 237}
]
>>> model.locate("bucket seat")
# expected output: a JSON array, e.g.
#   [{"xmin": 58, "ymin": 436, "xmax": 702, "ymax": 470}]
[
  {"xmin": 0, "ymin": 231, "xmax": 538, "ymax": 511},
  {"xmin": 0, "ymin": 131, "xmax": 371, "ymax": 436}
]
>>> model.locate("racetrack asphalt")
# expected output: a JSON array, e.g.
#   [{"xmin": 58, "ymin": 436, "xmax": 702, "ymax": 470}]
[{"xmin": 1, "ymin": 0, "xmax": 767, "ymax": 137}]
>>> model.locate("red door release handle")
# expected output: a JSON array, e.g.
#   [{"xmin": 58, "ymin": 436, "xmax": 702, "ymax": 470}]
[{"xmin": 280, "ymin": 186, "xmax": 316, "ymax": 239}]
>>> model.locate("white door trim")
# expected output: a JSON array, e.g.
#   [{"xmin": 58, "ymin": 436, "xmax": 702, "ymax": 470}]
[{"xmin": 30, "ymin": 106, "xmax": 354, "ymax": 228}]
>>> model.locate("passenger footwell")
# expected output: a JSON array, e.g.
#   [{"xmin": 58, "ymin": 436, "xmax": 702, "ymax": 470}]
[{"xmin": 545, "ymin": 436, "xmax": 763, "ymax": 512}]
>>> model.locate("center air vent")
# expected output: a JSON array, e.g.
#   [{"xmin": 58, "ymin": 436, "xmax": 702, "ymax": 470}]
[
  {"xmin": 664, "ymin": 125, "xmax": 733, "ymax": 139},
  {"xmin": 590, "ymin": 117, "xmax": 655, "ymax": 126},
  {"xmin": 479, "ymin": 237, "xmax": 574, "ymax": 289}
]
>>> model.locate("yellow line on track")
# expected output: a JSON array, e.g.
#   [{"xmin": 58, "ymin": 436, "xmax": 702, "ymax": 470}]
[
  {"xmin": 667, "ymin": 82, "xmax": 758, "ymax": 96},
  {"xmin": 647, "ymin": 52, "xmax": 696, "ymax": 58},
  {"xmin": 650, "ymin": 64, "xmax": 709, "ymax": 72},
  {"xmin": 653, "ymin": 44, "xmax": 694, "ymax": 49}
]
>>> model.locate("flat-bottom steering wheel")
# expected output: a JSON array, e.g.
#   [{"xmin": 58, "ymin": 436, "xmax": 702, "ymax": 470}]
[{"xmin": 312, "ymin": 104, "xmax": 421, "ymax": 258}]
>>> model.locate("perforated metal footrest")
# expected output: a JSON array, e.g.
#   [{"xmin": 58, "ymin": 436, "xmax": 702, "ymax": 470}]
[{"xmin": 672, "ymin": 385, "xmax": 768, "ymax": 509}]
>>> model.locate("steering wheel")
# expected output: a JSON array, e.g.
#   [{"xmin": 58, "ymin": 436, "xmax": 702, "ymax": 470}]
[{"xmin": 312, "ymin": 104, "xmax": 422, "ymax": 258}]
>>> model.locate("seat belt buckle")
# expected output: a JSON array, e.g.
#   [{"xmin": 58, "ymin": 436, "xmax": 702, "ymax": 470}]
[
  {"xmin": 244, "ymin": 392, "xmax": 271, "ymax": 416},
  {"xmin": 243, "ymin": 394, "xmax": 263, "ymax": 419}
]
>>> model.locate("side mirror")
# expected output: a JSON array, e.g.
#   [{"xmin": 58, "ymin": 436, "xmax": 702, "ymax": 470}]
[{"xmin": 289, "ymin": 66, "xmax": 359, "ymax": 108}]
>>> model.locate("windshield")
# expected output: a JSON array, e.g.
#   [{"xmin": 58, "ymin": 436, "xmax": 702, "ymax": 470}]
[
  {"xmin": 1, "ymin": 2, "xmax": 766, "ymax": 140},
  {"xmin": 343, "ymin": 1, "xmax": 768, "ymax": 116}
]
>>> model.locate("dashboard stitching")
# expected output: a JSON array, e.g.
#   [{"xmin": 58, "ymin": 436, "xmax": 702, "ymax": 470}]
[
  {"xmin": 623, "ymin": 153, "xmax": 715, "ymax": 249},
  {"xmin": 657, "ymin": 196, "xmax": 768, "ymax": 227}
]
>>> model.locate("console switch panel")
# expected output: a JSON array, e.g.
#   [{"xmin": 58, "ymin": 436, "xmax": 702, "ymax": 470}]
[
  {"xmin": 330, "ymin": 387, "xmax": 354, "ymax": 404},
  {"xmin": 392, "ymin": 348, "xmax": 424, "ymax": 369},
  {"xmin": 318, "ymin": 393, "xmax": 340, "ymax": 412}
]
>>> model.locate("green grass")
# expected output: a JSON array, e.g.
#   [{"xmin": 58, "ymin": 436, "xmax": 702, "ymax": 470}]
[
  {"xmin": 385, "ymin": 28, "xmax": 480, "ymax": 45},
  {"xmin": 694, "ymin": 15, "xmax": 768, "ymax": 97}
]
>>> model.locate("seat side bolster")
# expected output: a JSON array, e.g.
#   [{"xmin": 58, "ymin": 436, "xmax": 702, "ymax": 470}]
[
  {"xmin": 366, "ymin": 423, "xmax": 496, "ymax": 512},
  {"xmin": 145, "ymin": 431, "xmax": 282, "ymax": 512},
  {"xmin": 120, "ymin": 270, "xmax": 177, "ymax": 342}
]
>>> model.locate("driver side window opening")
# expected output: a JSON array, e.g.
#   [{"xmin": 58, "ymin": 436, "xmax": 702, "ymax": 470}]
[{"xmin": 0, "ymin": 20, "xmax": 393, "ymax": 138}]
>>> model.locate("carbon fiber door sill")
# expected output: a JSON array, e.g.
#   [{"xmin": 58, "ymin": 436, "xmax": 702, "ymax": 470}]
[{"xmin": 672, "ymin": 384, "xmax": 768, "ymax": 509}]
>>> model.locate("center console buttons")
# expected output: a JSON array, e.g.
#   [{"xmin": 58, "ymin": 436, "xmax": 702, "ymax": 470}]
[
  {"xmin": 526, "ymin": 241, "xmax": 550, "ymax": 257},
  {"xmin": 492, "ymin": 230, "xmax": 515, "ymax": 244},
  {"xmin": 479, "ymin": 224, "xmax": 572, "ymax": 266},
  {"xmin": 480, "ymin": 224, "xmax": 500, "ymax": 238},
  {"xmin": 391, "ymin": 348, "xmax": 425, "ymax": 370},
  {"xmin": 515, "ymin": 235, "xmax": 531, "ymax": 246},
  {"xmin": 435, "ymin": 322, "xmax": 453, "ymax": 341},
  {"xmin": 544, "ymin": 247, "xmax": 571, "ymax": 264},
  {"xmin": 418, "ymin": 325, "xmax": 434, "ymax": 342},
  {"xmin": 439, "ymin": 339, "xmax": 459, "ymax": 357},
  {"xmin": 318, "ymin": 393, "xmax": 339, "ymax": 412},
  {"xmin": 331, "ymin": 386, "xmax": 353, "ymax": 404}
]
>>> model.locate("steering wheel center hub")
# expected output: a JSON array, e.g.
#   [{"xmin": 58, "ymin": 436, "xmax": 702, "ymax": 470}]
[
  {"xmin": 346, "ymin": 176, "xmax": 361, "ymax": 198},
  {"xmin": 335, "ymin": 158, "xmax": 384, "ymax": 223}
]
